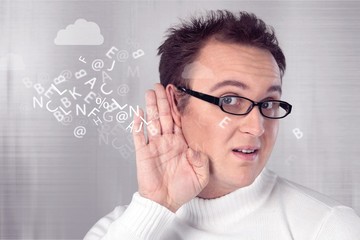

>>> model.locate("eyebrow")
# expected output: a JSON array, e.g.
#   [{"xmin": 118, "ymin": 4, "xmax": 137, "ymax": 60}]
[{"xmin": 209, "ymin": 79, "xmax": 282, "ymax": 95}]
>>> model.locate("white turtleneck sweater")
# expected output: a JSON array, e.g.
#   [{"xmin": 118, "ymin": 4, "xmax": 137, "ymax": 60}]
[{"xmin": 84, "ymin": 168, "xmax": 360, "ymax": 240}]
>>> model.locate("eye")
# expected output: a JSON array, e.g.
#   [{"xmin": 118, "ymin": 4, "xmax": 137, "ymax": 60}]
[
  {"xmin": 222, "ymin": 96, "xmax": 239, "ymax": 105},
  {"xmin": 262, "ymin": 101, "xmax": 273, "ymax": 109}
]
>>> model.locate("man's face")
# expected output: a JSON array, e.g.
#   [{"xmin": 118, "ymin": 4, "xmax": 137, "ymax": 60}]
[{"xmin": 179, "ymin": 40, "xmax": 281, "ymax": 198}]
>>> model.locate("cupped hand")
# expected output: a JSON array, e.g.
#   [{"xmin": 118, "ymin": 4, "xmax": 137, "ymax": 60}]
[{"xmin": 132, "ymin": 83, "xmax": 209, "ymax": 212}]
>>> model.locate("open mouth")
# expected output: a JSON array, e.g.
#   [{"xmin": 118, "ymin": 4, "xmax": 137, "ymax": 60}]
[
  {"xmin": 232, "ymin": 149, "xmax": 258, "ymax": 154},
  {"xmin": 232, "ymin": 148, "xmax": 259, "ymax": 161}
]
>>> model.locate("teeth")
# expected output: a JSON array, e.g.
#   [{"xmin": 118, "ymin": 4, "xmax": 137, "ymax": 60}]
[
  {"xmin": 242, "ymin": 149, "xmax": 255, "ymax": 153},
  {"xmin": 234, "ymin": 149, "xmax": 255, "ymax": 153}
]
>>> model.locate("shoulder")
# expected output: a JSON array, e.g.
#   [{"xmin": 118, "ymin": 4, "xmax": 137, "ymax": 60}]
[
  {"xmin": 275, "ymin": 173, "xmax": 342, "ymax": 209},
  {"xmin": 84, "ymin": 193, "xmax": 175, "ymax": 240},
  {"xmin": 83, "ymin": 205, "xmax": 128, "ymax": 240},
  {"xmin": 314, "ymin": 205, "xmax": 360, "ymax": 240},
  {"xmin": 269, "ymin": 170, "xmax": 360, "ymax": 239}
]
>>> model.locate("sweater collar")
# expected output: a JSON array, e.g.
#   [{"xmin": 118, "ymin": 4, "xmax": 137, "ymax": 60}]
[{"xmin": 176, "ymin": 168, "xmax": 277, "ymax": 228}]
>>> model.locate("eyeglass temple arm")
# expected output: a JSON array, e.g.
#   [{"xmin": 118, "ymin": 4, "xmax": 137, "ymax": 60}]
[{"xmin": 176, "ymin": 86, "xmax": 220, "ymax": 106}]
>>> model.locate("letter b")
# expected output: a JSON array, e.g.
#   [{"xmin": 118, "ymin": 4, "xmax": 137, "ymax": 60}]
[
  {"xmin": 53, "ymin": 111, "xmax": 64, "ymax": 122},
  {"xmin": 61, "ymin": 97, "xmax": 72, "ymax": 108},
  {"xmin": 292, "ymin": 128, "xmax": 303, "ymax": 139}
]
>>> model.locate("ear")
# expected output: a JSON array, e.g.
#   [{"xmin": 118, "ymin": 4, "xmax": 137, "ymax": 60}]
[{"xmin": 165, "ymin": 84, "xmax": 182, "ymax": 127}]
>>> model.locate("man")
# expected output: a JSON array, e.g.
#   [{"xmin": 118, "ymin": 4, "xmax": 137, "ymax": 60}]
[{"xmin": 85, "ymin": 10, "xmax": 360, "ymax": 239}]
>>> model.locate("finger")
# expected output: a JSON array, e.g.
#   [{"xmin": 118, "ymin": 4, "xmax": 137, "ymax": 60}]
[
  {"xmin": 154, "ymin": 83, "xmax": 174, "ymax": 135},
  {"xmin": 145, "ymin": 90, "xmax": 161, "ymax": 139},
  {"xmin": 132, "ymin": 108, "xmax": 147, "ymax": 149}
]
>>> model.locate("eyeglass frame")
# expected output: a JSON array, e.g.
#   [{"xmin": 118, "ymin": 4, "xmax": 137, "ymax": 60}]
[{"xmin": 176, "ymin": 86, "xmax": 292, "ymax": 119}]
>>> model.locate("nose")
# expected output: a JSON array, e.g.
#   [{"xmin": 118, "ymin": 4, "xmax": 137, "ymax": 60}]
[{"xmin": 238, "ymin": 107, "xmax": 265, "ymax": 136}]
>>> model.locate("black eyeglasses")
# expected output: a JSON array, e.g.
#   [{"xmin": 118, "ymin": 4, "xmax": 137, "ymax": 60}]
[{"xmin": 177, "ymin": 86, "xmax": 292, "ymax": 119}]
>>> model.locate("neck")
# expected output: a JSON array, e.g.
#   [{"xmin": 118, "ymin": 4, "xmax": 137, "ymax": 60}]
[{"xmin": 176, "ymin": 168, "xmax": 278, "ymax": 230}]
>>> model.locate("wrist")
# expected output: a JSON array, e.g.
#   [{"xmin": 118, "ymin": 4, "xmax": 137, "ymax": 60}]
[{"xmin": 117, "ymin": 192, "xmax": 176, "ymax": 239}]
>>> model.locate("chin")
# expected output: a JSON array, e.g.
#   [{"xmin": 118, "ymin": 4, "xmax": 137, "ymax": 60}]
[{"xmin": 230, "ymin": 166, "xmax": 264, "ymax": 188}]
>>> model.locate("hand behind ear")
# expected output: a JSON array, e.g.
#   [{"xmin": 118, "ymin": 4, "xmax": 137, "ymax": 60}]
[{"xmin": 132, "ymin": 83, "xmax": 210, "ymax": 212}]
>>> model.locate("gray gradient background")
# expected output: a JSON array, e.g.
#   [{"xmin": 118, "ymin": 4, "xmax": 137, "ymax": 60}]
[{"xmin": 1, "ymin": 0, "xmax": 360, "ymax": 239}]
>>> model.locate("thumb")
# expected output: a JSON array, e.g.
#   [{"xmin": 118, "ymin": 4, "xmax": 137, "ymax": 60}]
[
  {"xmin": 187, "ymin": 148, "xmax": 210, "ymax": 179},
  {"xmin": 187, "ymin": 148, "xmax": 202, "ymax": 166}
]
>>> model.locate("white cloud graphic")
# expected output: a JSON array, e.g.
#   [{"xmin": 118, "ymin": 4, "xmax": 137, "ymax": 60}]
[
  {"xmin": 0, "ymin": 53, "xmax": 25, "ymax": 71},
  {"xmin": 54, "ymin": 18, "xmax": 104, "ymax": 45}
]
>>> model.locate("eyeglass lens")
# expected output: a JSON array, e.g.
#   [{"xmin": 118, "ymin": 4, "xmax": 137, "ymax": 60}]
[{"xmin": 221, "ymin": 96, "xmax": 289, "ymax": 118}]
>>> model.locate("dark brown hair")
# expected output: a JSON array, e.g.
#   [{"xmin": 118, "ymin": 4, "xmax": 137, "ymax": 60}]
[{"xmin": 157, "ymin": 10, "xmax": 286, "ymax": 112}]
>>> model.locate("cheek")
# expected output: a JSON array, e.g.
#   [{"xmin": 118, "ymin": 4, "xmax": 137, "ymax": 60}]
[
  {"xmin": 263, "ymin": 121, "xmax": 279, "ymax": 146},
  {"xmin": 181, "ymin": 104, "xmax": 227, "ymax": 152}
]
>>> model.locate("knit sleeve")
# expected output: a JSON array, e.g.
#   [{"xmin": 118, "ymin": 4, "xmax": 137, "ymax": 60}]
[
  {"xmin": 83, "ymin": 192, "xmax": 176, "ymax": 240},
  {"xmin": 314, "ymin": 206, "xmax": 360, "ymax": 240}
]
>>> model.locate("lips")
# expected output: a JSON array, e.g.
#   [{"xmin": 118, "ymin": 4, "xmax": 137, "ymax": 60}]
[
  {"xmin": 232, "ymin": 146, "xmax": 260, "ymax": 161},
  {"xmin": 233, "ymin": 149, "xmax": 257, "ymax": 154}
]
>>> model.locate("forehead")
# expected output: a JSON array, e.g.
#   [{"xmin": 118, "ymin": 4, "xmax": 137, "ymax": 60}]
[{"xmin": 186, "ymin": 40, "xmax": 281, "ymax": 91}]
